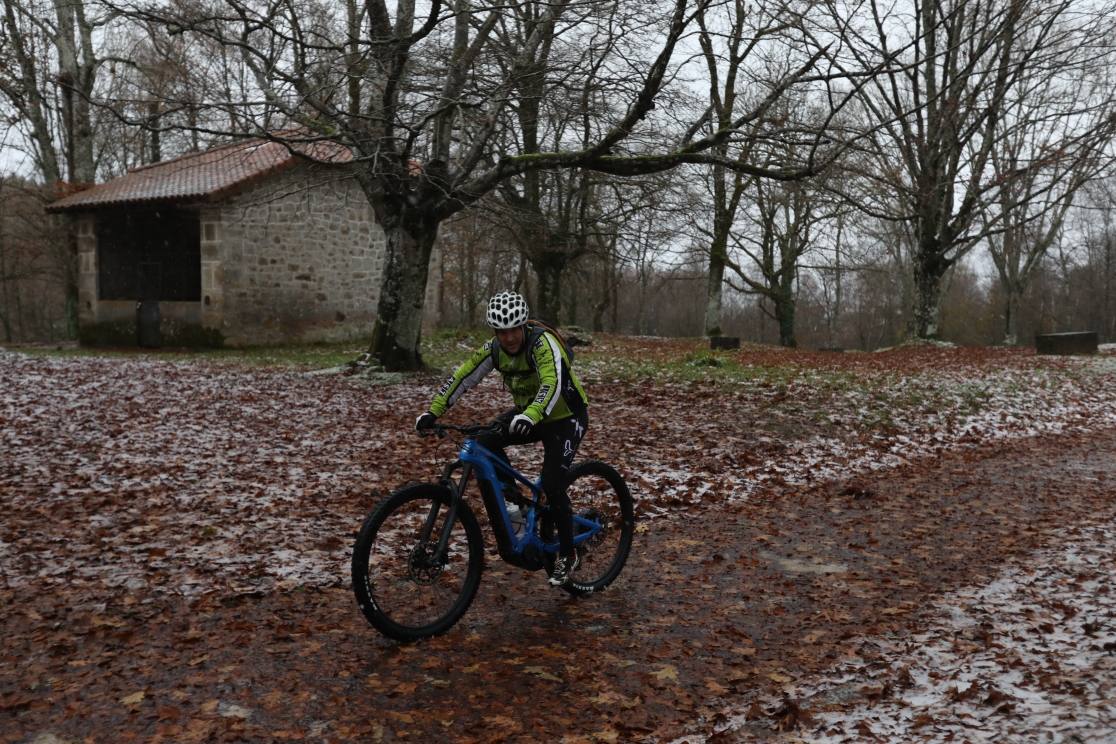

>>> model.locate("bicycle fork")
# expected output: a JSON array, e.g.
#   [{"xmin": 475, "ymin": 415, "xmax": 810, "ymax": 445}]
[{"xmin": 422, "ymin": 461, "xmax": 471, "ymax": 563}]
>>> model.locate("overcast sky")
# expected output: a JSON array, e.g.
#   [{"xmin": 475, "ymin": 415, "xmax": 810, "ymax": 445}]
[{"xmin": 0, "ymin": 124, "xmax": 36, "ymax": 179}]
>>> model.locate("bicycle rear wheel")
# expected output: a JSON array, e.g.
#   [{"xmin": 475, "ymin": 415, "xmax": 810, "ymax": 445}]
[
  {"xmin": 551, "ymin": 460, "xmax": 635, "ymax": 596},
  {"xmin": 351, "ymin": 483, "xmax": 484, "ymax": 641}
]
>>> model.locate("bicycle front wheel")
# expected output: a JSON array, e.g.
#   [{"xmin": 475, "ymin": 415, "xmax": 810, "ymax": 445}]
[
  {"xmin": 351, "ymin": 483, "xmax": 484, "ymax": 641},
  {"xmin": 555, "ymin": 460, "xmax": 635, "ymax": 596}
]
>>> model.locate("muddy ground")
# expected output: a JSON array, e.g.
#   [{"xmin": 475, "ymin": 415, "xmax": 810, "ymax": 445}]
[{"xmin": 5, "ymin": 422, "xmax": 1115, "ymax": 743}]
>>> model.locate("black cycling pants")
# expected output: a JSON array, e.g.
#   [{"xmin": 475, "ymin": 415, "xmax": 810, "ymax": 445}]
[{"xmin": 478, "ymin": 408, "xmax": 588, "ymax": 558}]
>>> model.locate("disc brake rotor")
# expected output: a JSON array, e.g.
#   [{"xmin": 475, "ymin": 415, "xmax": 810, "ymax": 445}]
[{"xmin": 408, "ymin": 543, "xmax": 445, "ymax": 585}]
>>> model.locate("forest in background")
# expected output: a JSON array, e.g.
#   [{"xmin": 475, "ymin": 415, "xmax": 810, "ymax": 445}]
[
  {"xmin": 2, "ymin": 0, "xmax": 1116, "ymax": 351},
  {"xmin": 429, "ymin": 186, "xmax": 1116, "ymax": 350}
]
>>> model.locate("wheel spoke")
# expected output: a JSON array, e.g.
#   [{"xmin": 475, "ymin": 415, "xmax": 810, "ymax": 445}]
[
  {"xmin": 352, "ymin": 485, "xmax": 483, "ymax": 641},
  {"xmin": 367, "ymin": 500, "xmax": 467, "ymax": 626},
  {"xmin": 561, "ymin": 462, "xmax": 634, "ymax": 594}
]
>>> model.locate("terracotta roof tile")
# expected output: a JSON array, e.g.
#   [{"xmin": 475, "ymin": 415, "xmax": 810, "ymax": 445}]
[{"xmin": 47, "ymin": 137, "xmax": 353, "ymax": 211}]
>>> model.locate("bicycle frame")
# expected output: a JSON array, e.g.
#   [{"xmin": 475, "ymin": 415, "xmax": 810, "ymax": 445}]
[{"xmin": 430, "ymin": 434, "xmax": 602, "ymax": 569}]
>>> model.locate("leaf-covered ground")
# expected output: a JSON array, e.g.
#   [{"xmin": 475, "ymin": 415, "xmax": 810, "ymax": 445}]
[
  {"xmin": 686, "ymin": 520, "xmax": 1116, "ymax": 742},
  {"xmin": 2, "ymin": 338, "xmax": 1115, "ymax": 742}
]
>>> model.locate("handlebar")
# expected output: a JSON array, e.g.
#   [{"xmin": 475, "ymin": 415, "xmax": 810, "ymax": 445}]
[{"xmin": 422, "ymin": 422, "xmax": 504, "ymax": 439}]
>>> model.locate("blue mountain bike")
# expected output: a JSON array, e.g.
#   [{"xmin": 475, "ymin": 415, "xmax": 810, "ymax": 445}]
[{"xmin": 351, "ymin": 422, "xmax": 635, "ymax": 641}]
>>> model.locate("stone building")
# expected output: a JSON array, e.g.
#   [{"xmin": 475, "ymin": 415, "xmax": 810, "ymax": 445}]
[{"xmin": 48, "ymin": 138, "xmax": 391, "ymax": 346}]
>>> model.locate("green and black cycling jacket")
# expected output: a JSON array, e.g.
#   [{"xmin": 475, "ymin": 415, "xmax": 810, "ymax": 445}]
[{"xmin": 429, "ymin": 328, "xmax": 588, "ymax": 425}]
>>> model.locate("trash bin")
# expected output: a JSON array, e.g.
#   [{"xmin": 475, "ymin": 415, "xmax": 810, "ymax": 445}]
[{"xmin": 136, "ymin": 300, "xmax": 162, "ymax": 348}]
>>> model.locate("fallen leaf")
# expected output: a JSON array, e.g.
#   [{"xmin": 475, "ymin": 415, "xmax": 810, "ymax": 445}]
[
  {"xmin": 770, "ymin": 695, "xmax": 812, "ymax": 731},
  {"xmin": 91, "ymin": 615, "xmax": 126, "ymax": 628},
  {"xmin": 705, "ymin": 680, "xmax": 729, "ymax": 695},
  {"xmin": 120, "ymin": 691, "xmax": 146, "ymax": 706},
  {"xmin": 523, "ymin": 666, "xmax": 563, "ymax": 683}
]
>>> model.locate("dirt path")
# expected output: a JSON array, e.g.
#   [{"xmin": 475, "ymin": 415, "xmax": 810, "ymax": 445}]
[
  {"xmin": 5, "ymin": 426, "xmax": 1116, "ymax": 743},
  {"xmin": 684, "ymin": 520, "xmax": 1116, "ymax": 742}
]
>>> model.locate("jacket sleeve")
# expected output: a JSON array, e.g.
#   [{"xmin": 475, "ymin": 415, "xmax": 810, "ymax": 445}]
[
  {"xmin": 521, "ymin": 332, "xmax": 564, "ymax": 423},
  {"xmin": 429, "ymin": 341, "xmax": 495, "ymax": 416}
]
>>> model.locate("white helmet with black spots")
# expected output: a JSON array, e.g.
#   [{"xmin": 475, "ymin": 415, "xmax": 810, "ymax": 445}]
[{"xmin": 486, "ymin": 291, "xmax": 529, "ymax": 329}]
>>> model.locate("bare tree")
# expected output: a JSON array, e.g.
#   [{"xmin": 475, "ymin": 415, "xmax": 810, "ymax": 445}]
[
  {"xmin": 1076, "ymin": 179, "xmax": 1116, "ymax": 342},
  {"xmin": 493, "ymin": 170, "xmax": 669, "ymax": 324},
  {"xmin": 107, "ymin": 0, "xmax": 844, "ymax": 369},
  {"xmin": 481, "ymin": 0, "xmax": 605, "ymax": 325},
  {"xmin": 829, "ymin": 0, "xmax": 1116, "ymax": 339},
  {"xmin": 0, "ymin": 176, "xmax": 68, "ymax": 341},
  {"xmin": 720, "ymin": 160, "xmax": 839, "ymax": 347},
  {"xmin": 1, "ymin": 0, "xmax": 109, "ymax": 334},
  {"xmin": 809, "ymin": 208, "xmax": 852, "ymax": 347},
  {"xmin": 982, "ymin": 26, "xmax": 1116, "ymax": 345},
  {"xmin": 693, "ymin": 0, "xmax": 854, "ymax": 337},
  {"xmin": 686, "ymin": 65, "xmax": 845, "ymax": 347}
]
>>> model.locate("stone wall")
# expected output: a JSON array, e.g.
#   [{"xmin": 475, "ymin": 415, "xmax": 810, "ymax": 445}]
[
  {"xmin": 205, "ymin": 164, "xmax": 386, "ymax": 345},
  {"xmin": 73, "ymin": 161, "xmax": 451, "ymax": 348},
  {"xmin": 76, "ymin": 213, "xmax": 218, "ymax": 345}
]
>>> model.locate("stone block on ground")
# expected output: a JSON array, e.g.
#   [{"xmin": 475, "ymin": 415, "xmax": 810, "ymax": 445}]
[{"xmin": 1035, "ymin": 331, "xmax": 1098, "ymax": 355}]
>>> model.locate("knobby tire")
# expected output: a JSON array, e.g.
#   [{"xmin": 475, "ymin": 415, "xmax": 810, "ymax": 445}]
[
  {"xmin": 351, "ymin": 483, "xmax": 484, "ymax": 642},
  {"xmin": 548, "ymin": 460, "xmax": 635, "ymax": 597}
]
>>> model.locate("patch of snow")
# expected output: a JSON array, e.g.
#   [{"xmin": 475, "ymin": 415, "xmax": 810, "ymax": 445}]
[
  {"xmin": 26, "ymin": 734, "xmax": 74, "ymax": 744},
  {"xmin": 304, "ymin": 364, "xmax": 350, "ymax": 376},
  {"xmin": 218, "ymin": 702, "xmax": 253, "ymax": 719},
  {"xmin": 4, "ymin": 348, "xmax": 1116, "ymax": 599},
  {"xmin": 875, "ymin": 338, "xmax": 959, "ymax": 351},
  {"xmin": 0, "ymin": 352, "xmax": 420, "ymax": 596},
  {"xmin": 759, "ymin": 551, "xmax": 848, "ymax": 575},
  {"xmin": 680, "ymin": 522, "xmax": 1116, "ymax": 742},
  {"xmin": 1085, "ymin": 355, "xmax": 1116, "ymax": 372}
]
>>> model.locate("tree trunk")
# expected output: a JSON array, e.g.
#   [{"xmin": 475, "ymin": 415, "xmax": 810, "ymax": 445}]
[
  {"xmin": 610, "ymin": 275, "xmax": 619, "ymax": 332},
  {"xmin": 0, "ymin": 258, "xmax": 10, "ymax": 343},
  {"xmin": 774, "ymin": 286, "xmax": 797, "ymax": 348},
  {"xmin": 1003, "ymin": 284, "xmax": 1022, "ymax": 346},
  {"xmin": 463, "ymin": 228, "xmax": 477, "ymax": 325},
  {"xmin": 72, "ymin": 86, "xmax": 95, "ymax": 183},
  {"xmin": 1106, "ymin": 235, "xmax": 1113, "ymax": 343},
  {"xmin": 514, "ymin": 252, "xmax": 528, "ymax": 297},
  {"xmin": 436, "ymin": 242, "xmax": 445, "ymax": 326},
  {"xmin": 52, "ymin": 0, "xmax": 97, "ymax": 338},
  {"xmin": 830, "ymin": 215, "xmax": 844, "ymax": 347},
  {"xmin": 591, "ymin": 255, "xmax": 612, "ymax": 333},
  {"xmin": 533, "ymin": 253, "xmax": 564, "ymax": 324},
  {"xmin": 367, "ymin": 221, "xmax": 438, "ymax": 371},
  {"xmin": 564, "ymin": 271, "xmax": 577, "ymax": 326},
  {"xmin": 637, "ymin": 271, "xmax": 649, "ymax": 335},
  {"xmin": 912, "ymin": 252, "xmax": 947, "ymax": 339},
  {"xmin": 704, "ymin": 173, "xmax": 733, "ymax": 339},
  {"xmin": 591, "ymin": 301, "xmax": 606, "ymax": 333},
  {"xmin": 704, "ymin": 235, "xmax": 726, "ymax": 337},
  {"xmin": 148, "ymin": 101, "xmax": 162, "ymax": 164}
]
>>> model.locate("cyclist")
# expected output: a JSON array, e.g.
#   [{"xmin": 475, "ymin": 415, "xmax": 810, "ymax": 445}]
[{"xmin": 415, "ymin": 291, "xmax": 589, "ymax": 586}]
